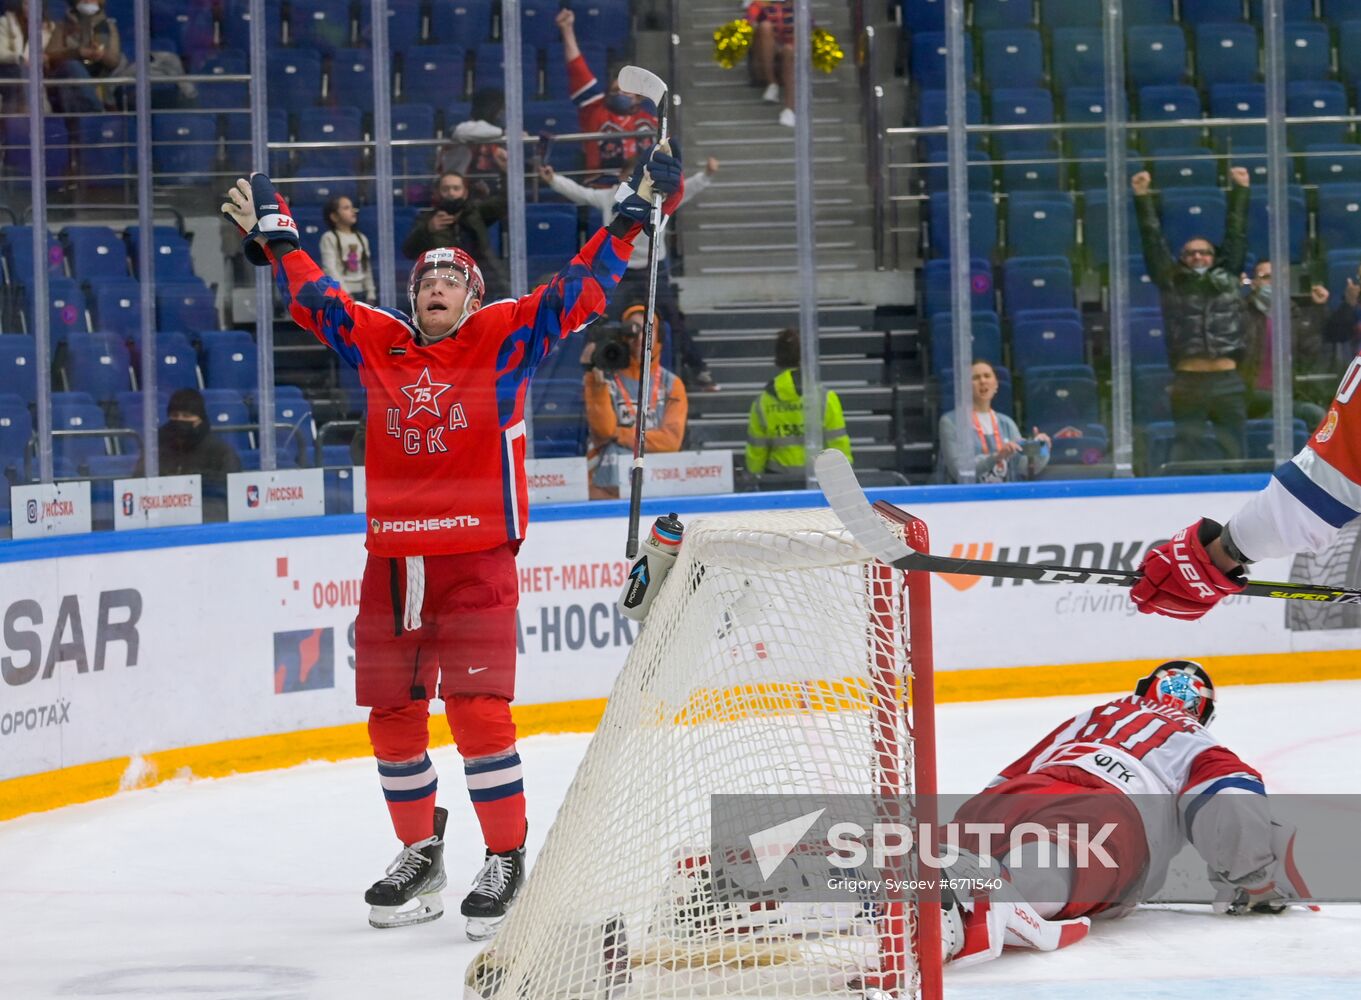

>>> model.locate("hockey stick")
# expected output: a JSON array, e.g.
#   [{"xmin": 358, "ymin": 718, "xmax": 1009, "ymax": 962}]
[
  {"xmin": 814, "ymin": 450, "xmax": 1361, "ymax": 606},
  {"xmin": 617, "ymin": 65, "xmax": 670, "ymax": 560}
]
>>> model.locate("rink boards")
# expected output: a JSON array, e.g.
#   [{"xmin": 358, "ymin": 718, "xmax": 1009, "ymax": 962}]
[{"xmin": 3, "ymin": 474, "xmax": 1361, "ymax": 815}]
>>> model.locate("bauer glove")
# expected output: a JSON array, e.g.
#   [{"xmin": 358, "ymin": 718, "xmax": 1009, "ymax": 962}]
[
  {"xmin": 612, "ymin": 140, "xmax": 684, "ymax": 233},
  {"xmin": 1130, "ymin": 518, "xmax": 1246, "ymax": 621},
  {"xmin": 221, "ymin": 173, "xmax": 299, "ymax": 265}
]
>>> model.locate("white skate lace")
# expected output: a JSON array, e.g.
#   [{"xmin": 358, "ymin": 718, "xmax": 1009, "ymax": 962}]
[
  {"xmin": 380, "ymin": 838, "xmax": 435, "ymax": 887},
  {"xmin": 469, "ymin": 853, "xmax": 512, "ymax": 898}
]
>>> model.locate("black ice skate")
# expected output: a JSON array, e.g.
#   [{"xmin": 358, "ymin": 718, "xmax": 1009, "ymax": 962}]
[
  {"xmin": 460, "ymin": 839, "xmax": 526, "ymax": 941},
  {"xmin": 365, "ymin": 806, "xmax": 448, "ymax": 929}
]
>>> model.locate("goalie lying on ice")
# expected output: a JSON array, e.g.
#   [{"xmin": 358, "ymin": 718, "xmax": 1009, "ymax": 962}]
[{"xmin": 940, "ymin": 660, "xmax": 1313, "ymax": 968}]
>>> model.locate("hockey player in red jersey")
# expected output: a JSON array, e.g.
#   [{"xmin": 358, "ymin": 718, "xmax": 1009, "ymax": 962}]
[
  {"xmin": 220, "ymin": 145, "xmax": 684, "ymax": 937},
  {"xmin": 1132, "ymin": 356, "xmax": 1361, "ymax": 620},
  {"xmin": 939, "ymin": 661, "xmax": 1312, "ymax": 968}
]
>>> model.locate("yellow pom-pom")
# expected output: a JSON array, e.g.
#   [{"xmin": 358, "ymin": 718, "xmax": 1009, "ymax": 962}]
[
  {"xmin": 811, "ymin": 27, "xmax": 845, "ymax": 74},
  {"xmin": 713, "ymin": 19, "xmax": 754, "ymax": 70}
]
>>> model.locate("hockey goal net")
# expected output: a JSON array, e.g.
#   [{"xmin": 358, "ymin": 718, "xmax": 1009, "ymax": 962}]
[{"xmin": 467, "ymin": 504, "xmax": 940, "ymax": 1000}]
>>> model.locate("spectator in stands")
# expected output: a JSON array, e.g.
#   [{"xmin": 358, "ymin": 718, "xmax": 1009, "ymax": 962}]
[
  {"xmin": 556, "ymin": 8, "xmax": 658, "ymax": 179},
  {"xmin": 1321, "ymin": 261, "xmax": 1361, "ymax": 363},
  {"xmin": 745, "ymin": 328, "xmax": 852, "ymax": 479},
  {"xmin": 538, "ymin": 156, "xmax": 721, "ymax": 390},
  {"xmin": 50, "ymin": 0, "xmax": 128, "ymax": 111},
  {"xmin": 0, "ymin": 0, "xmax": 98, "ymax": 114},
  {"xmin": 320, "ymin": 194, "xmax": 376, "ymax": 304},
  {"xmin": 402, "ymin": 170, "xmax": 507, "ymax": 299},
  {"xmin": 1133, "ymin": 168, "xmax": 1251, "ymax": 467},
  {"xmin": 937, "ymin": 360, "xmax": 1050, "ymax": 484},
  {"xmin": 442, "ymin": 88, "xmax": 510, "ymax": 196},
  {"xmin": 582, "ymin": 302, "xmax": 688, "ymax": 499},
  {"xmin": 1241, "ymin": 260, "xmax": 1332, "ymax": 429},
  {"xmin": 133, "ymin": 388, "xmax": 241, "ymax": 521},
  {"xmin": 746, "ymin": 0, "xmax": 796, "ymax": 127}
]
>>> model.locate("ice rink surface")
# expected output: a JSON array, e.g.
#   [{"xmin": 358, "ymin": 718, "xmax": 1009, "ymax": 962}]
[{"xmin": 3, "ymin": 681, "xmax": 1360, "ymax": 1000}]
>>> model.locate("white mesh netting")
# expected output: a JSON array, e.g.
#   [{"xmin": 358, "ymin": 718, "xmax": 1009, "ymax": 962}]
[{"xmin": 466, "ymin": 508, "xmax": 926, "ymax": 1000}]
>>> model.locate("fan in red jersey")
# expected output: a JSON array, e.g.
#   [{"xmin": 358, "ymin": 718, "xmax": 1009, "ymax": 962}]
[
  {"xmin": 221, "ymin": 144, "xmax": 683, "ymax": 938},
  {"xmin": 936, "ymin": 660, "xmax": 1312, "ymax": 969}
]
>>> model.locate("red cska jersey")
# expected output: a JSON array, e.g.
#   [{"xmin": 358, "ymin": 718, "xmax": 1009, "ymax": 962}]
[
  {"xmin": 274, "ymin": 228, "xmax": 634, "ymax": 557},
  {"xmin": 567, "ymin": 53, "xmax": 658, "ymax": 174}
]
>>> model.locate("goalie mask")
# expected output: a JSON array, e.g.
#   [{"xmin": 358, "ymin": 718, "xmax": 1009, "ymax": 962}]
[
  {"xmin": 408, "ymin": 247, "xmax": 485, "ymax": 338},
  {"xmin": 1135, "ymin": 660, "xmax": 1216, "ymax": 725}
]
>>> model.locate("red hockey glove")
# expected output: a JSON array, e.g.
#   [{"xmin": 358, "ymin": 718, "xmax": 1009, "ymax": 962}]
[{"xmin": 1131, "ymin": 518, "xmax": 1246, "ymax": 621}]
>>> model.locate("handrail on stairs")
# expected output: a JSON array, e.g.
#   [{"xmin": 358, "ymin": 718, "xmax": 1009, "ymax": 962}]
[
  {"xmin": 667, "ymin": 0, "xmax": 686, "ymax": 265},
  {"xmin": 853, "ymin": 1, "xmax": 889, "ymax": 271}
]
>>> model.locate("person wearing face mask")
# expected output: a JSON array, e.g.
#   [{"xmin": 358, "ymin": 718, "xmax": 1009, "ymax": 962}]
[
  {"xmin": 51, "ymin": 0, "xmax": 129, "ymax": 110},
  {"xmin": 220, "ymin": 149, "xmax": 685, "ymax": 937},
  {"xmin": 1240, "ymin": 259, "xmax": 1332, "ymax": 430},
  {"xmin": 132, "ymin": 388, "xmax": 241, "ymax": 521},
  {"xmin": 443, "ymin": 88, "xmax": 513, "ymax": 196},
  {"xmin": 1133, "ymin": 168, "xmax": 1252, "ymax": 467},
  {"xmin": 402, "ymin": 170, "xmax": 507, "ymax": 299},
  {"xmin": 555, "ymin": 7, "xmax": 658, "ymax": 178}
]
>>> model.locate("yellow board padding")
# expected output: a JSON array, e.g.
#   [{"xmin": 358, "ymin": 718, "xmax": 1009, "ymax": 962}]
[{"xmin": 3, "ymin": 650, "xmax": 1359, "ymax": 822}]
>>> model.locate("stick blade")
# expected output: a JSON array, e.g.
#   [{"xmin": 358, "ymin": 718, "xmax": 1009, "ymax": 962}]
[
  {"xmin": 815, "ymin": 450, "xmax": 914, "ymax": 567},
  {"xmin": 617, "ymin": 65, "xmax": 668, "ymax": 104}
]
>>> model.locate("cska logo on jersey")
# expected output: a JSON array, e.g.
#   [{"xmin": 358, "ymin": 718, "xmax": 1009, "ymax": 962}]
[{"xmin": 400, "ymin": 367, "xmax": 452, "ymax": 419}]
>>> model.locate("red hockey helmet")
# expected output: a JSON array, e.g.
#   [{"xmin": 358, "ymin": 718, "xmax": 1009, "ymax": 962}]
[
  {"xmin": 1135, "ymin": 660, "xmax": 1216, "ymax": 725},
  {"xmin": 407, "ymin": 247, "xmax": 485, "ymax": 333}
]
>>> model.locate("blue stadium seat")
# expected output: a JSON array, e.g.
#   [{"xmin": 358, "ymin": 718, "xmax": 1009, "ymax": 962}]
[
  {"xmin": 329, "ymin": 47, "xmax": 377, "ymax": 113},
  {"xmin": 1051, "ymin": 28, "xmax": 1103, "ymax": 94},
  {"xmin": 525, "ymin": 204, "xmax": 580, "ymax": 259},
  {"xmin": 903, "ymin": 0, "xmax": 946, "ymax": 32},
  {"xmin": 274, "ymin": 398, "xmax": 316, "ymax": 465},
  {"xmin": 1245, "ymin": 418, "xmax": 1310, "ymax": 460},
  {"xmin": 195, "ymin": 50, "xmax": 249, "ymax": 109},
  {"xmin": 52, "ymin": 401, "xmax": 109, "ymax": 468},
  {"xmin": 88, "ymin": 278, "xmax": 143, "ymax": 338},
  {"xmin": 1151, "ymin": 147, "xmax": 1221, "ymax": 189},
  {"xmin": 1000, "ymin": 151, "xmax": 1063, "ymax": 192},
  {"xmin": 1023, "ymin": 368, "xmax": 1101, "ymax": 433},
  {"xmin": 1061, "ymin": 87, "xmax": 1108, "ymax": 154},
  {"xmin": 1340, "ymin": 22, "xmax": 1361, "ymax": 91},
  {"xmin": 575, "ymin": 0, "xmax": 631, "ymax": 55},
  {"xmin": 429, "ymin": 0, "xmax": 495, "ymax": 46},
  {"xmin": 1181, "ymin": 0, "xmax": 1249, "ymax": 25},
  {"xmin": 26, "ymin": 277, "xmax": 90, "ymax": 342},
  {"xmin": 297, "ymin": 107, "xmax": 365, "ymax": 174},
  {"xmin": 77, "ymin": 115, "xmax": 132, "ymax": 184},
  {"xmin": 289, "ymin": 0, "xmax": 353, "ymax": 54},
  {"xmin": 1318, "ymin": 183, "xmax": 1361, "ymax": 251},
  {"xmin": 1286, "ymin": 22, "xmax": 1334, "ymax": 81},
  {"xmin": 520, "ymin": 0, "xmax": 565, "ymax": 50},
  {"xmin": 126, "ymin": 226, "xmax": 196, "ymax": 281},
  {"xmin": 156, "ymin": 282, "xmax": 220, "ymax": 334},
  {"xmin": 154, "ymin": 332, "xmax": 202, "ymax": 393},
  {"xmin": 1125, "ymin": 256, "xmax": 1163, "ymax": 309},
  {"xmin": 358, "ymin": 0, "xmax": 422, "ymax": 48},
  {"xmin": 1137, "ymin": 85, "xmax": 1203, "ymax": 151},
  {"xmin": 1250, "ymin": 0, "xmax": 1315, "ymax": 20},
  {"xmin": 1209, "ymin": 83, "xmax": 1266, "ymax": 148},
  {"xmin": 115, "ymin": 390, "xmax": 172, "ymax": 432},
  {"xmin": 152, "ymin": 113, "xmax": 217, "ymax": 186},
  {"xmin": 909, "ymin": 32, "xmax": 973, "ymax": 91},
  {"xmin": 1003, "ymin": 258, "xmax": 1075, "ymax": 313},
  {"xmin": 1048, "ymin": 431, "xmax": 1109, "ymax": 466},
  {"xmin": 390, "ymin": 103, "xmax": 437, "ymax": 183},
  {"xmin": 981, "ymin": 29, "xmax": 1045, "ymax": 91},
  {"xmin": 1287, "ymin": 81, "xmax": 1350, "ymax": 147},
  {"xmin": 973, "ymin": 0, "xmax": 1034, "ymax": 29},
  {"xmin": 1126, "ymin": 25, "xmax": 1188, "ymax": 89},
  {"xmin": 152, "ymin": 1, "xmax": 216, "ymax": 66},
  {"xmin": 62, "ymin": 226, "xmax": 128, "ymax": 282},
  {"xmin": 1005, "ymin": 193, "xmax": 1076, "ymax": 259},
  {"xmin": 1247, "ymin": 185, "xmax": 1307, "ymax": 263},
  {"xmin": 203, "ymin": 335, "xmax": 259, "ymax": 394},
  {"xmin": 1326, "ymin": 249, "xmax": 1361, "ymax": 303},
  {"xmin": 938, "ymin": 364, "xmax": 1015, "ymax": 416},
  {"xmin": 526, "ymin": 100, "xmax": 580, "ymax": 136},
  {"xmin": 0, "ymin": 394, "xmax": 32, "ymax": 480},
  {"xmin": 1039, "ymin": 0, "xmax": 1099, "ymax": 27},
  {"xmin": 1118, "ymin": 0, "xmax": 1175, "ymax": 23},
  {"xmin": 1305, "ymin": 143, "xmax": 1361, "ymax": 185},
  {"xmin": 916, "ymin": 89, "xmax": 984, "ymax": 158},
  {"xmin": 1011, "ymin": 313, "xmax": 1085, "ymax": 371},
  {"xmin": 402, "ymin": 45, "xmax": 467, "ymax": 104},
  {"xmin": 0, "ymin": 115, "xmax": 70, "ymax": 181},
  {"xmin": 267, "ymin": 50, "xmax": 324, "ymax": 114},
  {"xmin": 929, "ymin": 313, "xmax": 1005, "ymax": 373},
  {"xmin": 1129, "ymin": 308, "xmax": 1169, "ymax": 366},
  {"xmin": 222, "ymin": 108, "xmax": 291, "ymax": 179},
  {"xmin": 990, "ymin": 88, "xmax": 1055, "ymax": 155},
  {"xmin": 1134, "ymin": 364, "xmax": 1174, "ymax": 423},
  {"xmin": 473, "ymin": 43, "xmax": 540, "ymax": 99},
  {"xmin": 0, "ymin": 336, "xmax": 37, "ymax": 407},
  {"xmin": 1193, "ymin": 23, "xmax": 1259, "ymax": 88},
  {"xmin": 922, "ymin": 259, "xmax": 995, "ymax": 317},
  {"xmin": 531, "ymin": 375, "xmax": 587, "ymax": 460},
  {"xmin": 65, "ymin": 332, "xmax": 133, "ymax": 404},
  {"xmin": 1080, "ymin": 190, "xmax": 1139, "ymax": 268},
  {"xmin": 1325, "ymin": 1, "xmax": 1361, "ymax": 24},
  {"xmin": 288, "ymin": 166, "xmax": 346, "ymax": 212},
  {"xmin": 220, "ymin": 0, "xmax": 284, "ymax": 51},
  {"xmin": 928, "ymin": 191, "xmax": 998, "ymax": 258},
  {"xmin": 1160, "ymin": 188, "xmax": 1228, "ymax": 254},
  {"xmin": 202, "ymin": 388, "xmax": 254, "ymax": 451},
  {"xmin": 1, "ymin": 226, "xmax": 63, "ymax": 285}
]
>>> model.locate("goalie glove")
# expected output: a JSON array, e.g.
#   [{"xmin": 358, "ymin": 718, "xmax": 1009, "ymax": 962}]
[
  {"xmin": 1130, "ymin": 518, "xmax": 1246, "ymax": 621},
  {"xmin": 1211, "ymin": 821, "xmax": 1316, "ymax": 915},
  {"xmin": 221, "ymin": 173, "xmax": 299, "ymax": 266},
  {"xmin": 612, "ymin": 140, "xmax": 684, "ymax": 234}
]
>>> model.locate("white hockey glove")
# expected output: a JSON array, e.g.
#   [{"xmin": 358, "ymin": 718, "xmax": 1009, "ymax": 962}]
[
  {"xmin": 221, "ymin": 173, "xmax": 299, "ymax": 266},
  {"xmin": 1210, "ymin": 821, "xmax": 1314, "ymax": 915}
]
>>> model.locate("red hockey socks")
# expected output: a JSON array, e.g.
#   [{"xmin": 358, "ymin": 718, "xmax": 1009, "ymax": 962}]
[
  {"xmin": 447, "ymin": 694, "xmax": 525, "ymax": 853},
  {"xmin": 369, "ymin": 704, "xmax": 436, "ymax": 845}
]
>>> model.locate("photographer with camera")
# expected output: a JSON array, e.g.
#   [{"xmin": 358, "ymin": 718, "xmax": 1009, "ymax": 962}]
[
  {"xmin": 402, "ymin": 170, "xmax": 507, "ymax": 299},
  {"xmin": 582, "ymin": 302, "xmax": 688, "ymax": 500},
  {"xmin": 937, "ymin": 360, "xmax": 1050, "ymax": 484}
]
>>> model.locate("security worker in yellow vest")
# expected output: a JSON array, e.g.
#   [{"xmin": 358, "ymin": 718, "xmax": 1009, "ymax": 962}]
[{"xmin": 745, "ymin": 329, "xmax": 853, "ymax": 476}]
